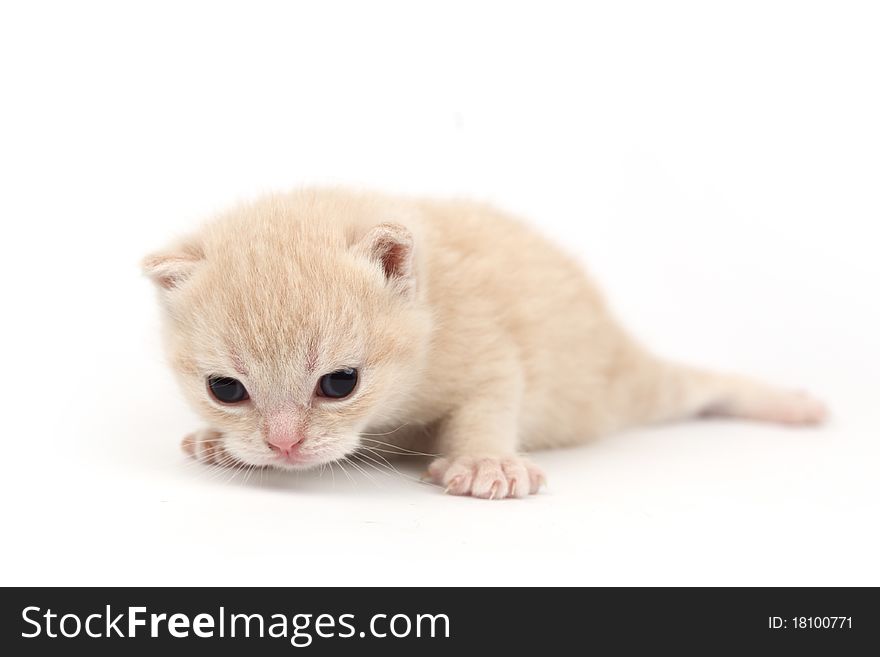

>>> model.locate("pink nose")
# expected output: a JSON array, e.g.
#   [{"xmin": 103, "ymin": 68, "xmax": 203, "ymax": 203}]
[{"xmin": 267, "ymin": 434, "xmax": 304, "ymax": 455}]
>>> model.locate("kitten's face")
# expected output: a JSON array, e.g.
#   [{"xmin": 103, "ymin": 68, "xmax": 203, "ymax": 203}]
[{"xmin": 144, "ymin": 200, "xmax": 429, "ymax": 470}]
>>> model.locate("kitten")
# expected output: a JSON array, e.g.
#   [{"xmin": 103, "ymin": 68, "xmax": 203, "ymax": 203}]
[{"xmin": 143, "ymin": 188, "xmax": 826, "ymax": 499}]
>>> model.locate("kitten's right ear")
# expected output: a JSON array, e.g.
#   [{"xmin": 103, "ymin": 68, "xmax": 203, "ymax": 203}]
[
  {"xmin": 355, "ymin": 222, "xmax": 416, "ymax": 298},
  {"xmin": 141, "ymin": 240, "xmax": 204, "ymax": 290}
]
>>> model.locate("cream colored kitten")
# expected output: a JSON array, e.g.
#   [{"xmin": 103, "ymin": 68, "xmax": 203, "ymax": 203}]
[{"xmin": 143, "ymin": 188, "xmax": 826, "ymax": 499}]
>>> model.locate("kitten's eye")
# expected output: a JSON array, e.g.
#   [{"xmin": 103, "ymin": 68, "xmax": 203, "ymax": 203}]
[
  {"xmin": 207, "ymin": 376, "xmax": 250, "ymax": 404},
  {"xmin": 317, "ymin": 368, "xmax": 358, "ymax": 399}
]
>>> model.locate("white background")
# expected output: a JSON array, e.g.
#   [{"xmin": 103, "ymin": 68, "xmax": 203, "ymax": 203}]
[{"xmin": 1, "ymin": 1, "xmax": 878, "ymax": 586}]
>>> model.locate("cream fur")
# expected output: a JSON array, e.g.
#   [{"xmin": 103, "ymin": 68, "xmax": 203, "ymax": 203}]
[{"xmin": 144, "ymin": 188, "xmax": 826, "ymax": 499}]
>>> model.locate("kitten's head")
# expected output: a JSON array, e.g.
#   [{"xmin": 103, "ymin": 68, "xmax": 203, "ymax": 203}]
[{"xmin": 143, "ymin": 192, "xmax": 431, "ymax": 470}]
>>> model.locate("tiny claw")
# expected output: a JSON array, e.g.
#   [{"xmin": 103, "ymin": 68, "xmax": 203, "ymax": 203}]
[{"xmin": 444, "ymin": 475, "xmax": 463, "ymax": 494}]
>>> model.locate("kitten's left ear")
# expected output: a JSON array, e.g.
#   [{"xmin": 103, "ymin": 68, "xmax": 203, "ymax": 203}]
[
  {"xmin": 356, "ymin": 223, "xmax": 415, "ymax": 297},
  {"xmin": 141, "ymin": 239, "xmax": 205, "ymax": 290}
]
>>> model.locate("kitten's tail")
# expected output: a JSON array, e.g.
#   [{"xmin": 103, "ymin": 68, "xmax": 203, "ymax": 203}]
[{"xmin": 638, "ymin": 359, "xmax": 828, "ymax": 427}]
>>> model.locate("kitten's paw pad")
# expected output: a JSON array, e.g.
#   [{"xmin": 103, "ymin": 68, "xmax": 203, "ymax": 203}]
[
  {"xmin": 181, "ymin": 429, "xmax": 232, "ymax": 465},
  {"xmin": 428, "ymin": 456, "xmax": 545, "ymax": 499}
]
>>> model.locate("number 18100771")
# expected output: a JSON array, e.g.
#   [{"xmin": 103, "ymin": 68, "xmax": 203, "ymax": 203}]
[{"xmin": 768, "ymin": 617, "xmax": 852, "ymax": 629}]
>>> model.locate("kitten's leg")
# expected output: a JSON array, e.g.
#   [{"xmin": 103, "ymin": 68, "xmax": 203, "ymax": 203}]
[
  {"xmin": 427, "ymin": 388, "xmax": 545, "ymax": 499},
  {"xmin": 650, "ymin": 364, "xmax": 828, "ymax": 426},
  {"xmin": 181, "ymin": 428, "xmax": 242, "ymax": 466}
]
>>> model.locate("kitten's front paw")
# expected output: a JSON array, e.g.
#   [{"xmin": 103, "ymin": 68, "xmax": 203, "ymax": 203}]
[
  {"xmin": 181, "ymin": 429, "xmax": 236, "ymax": 466},
  {"xmin": 428, "ymin": 456, "xmax": 545, "ymax": 499}
]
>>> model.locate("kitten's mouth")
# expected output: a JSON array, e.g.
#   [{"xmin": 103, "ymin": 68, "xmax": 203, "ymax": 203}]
[
  {"xmin": 272, "ymin": 452, "xmax": 315, "ymax": 467},
  {"xmin": 268, "ymin": 449, "xmax": 342, "ymax": 471},
  {"xmin": 246, "ymin": 437, "xmax": 354, "ymax": 471}
]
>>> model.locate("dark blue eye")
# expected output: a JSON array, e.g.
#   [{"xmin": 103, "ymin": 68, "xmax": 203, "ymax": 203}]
[
  {"xmin": 208, "ymin": 376, "xmax": 249, "ymax": 404},
  {"xmin": 318, "ymin": 368, "xmax": 358, "ymax": 399}
]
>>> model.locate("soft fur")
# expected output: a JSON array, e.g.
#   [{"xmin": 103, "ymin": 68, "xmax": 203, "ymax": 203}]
[{"xmin": 144, "ymin": 188, "xmax": 826, "ymax": 499}]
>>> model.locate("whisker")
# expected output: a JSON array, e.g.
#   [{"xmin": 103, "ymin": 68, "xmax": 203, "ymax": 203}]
[
  {"xmin": 197, "ymin": 458, "xmax": 241, "ymax": 482},
  {"xmin": 358, "ymin": 437, "xmax": 439, "ymax": 457},
  {"xmin": 356, "ymin": 449, "xmax": 429, "ymax": 485},
  {"xmin": 242, "ymin": 464, "xmax": 259, "ymax": 486},
  {"xmin": 350, "ymin": 452, "xmax": 391, "ymax": 477},
  {"xmin": 200, "ymin": 455, "xmax": 246, "ymax": 484},
  {"xmin": 222, "ymin": 461, "xmax": 247, "ymax": 487},
  {"xmin": 354, "ymin": 449, "xmax": 398, "ymax": 474},
  {"xmin": 357, "ymin": 446, "xmax": 432, "ymax": 458},
  {"xmin": 336, "ymin": 460, "xmax": 357, "ymax": 487},
  {"xmin": 358, "ymin": 423, "xmax": 410, "ymax": 437},
  {"xmin": 343, "ymin": 456, "xmax": 382, "ymax": 488}
]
